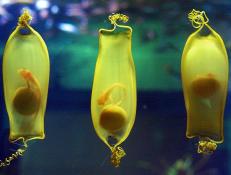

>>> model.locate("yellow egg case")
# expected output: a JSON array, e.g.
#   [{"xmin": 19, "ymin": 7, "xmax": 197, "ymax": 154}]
[
  {"xmin": 181, "ymin": 10, "xmax": 229, "ymax": 154},
  {"xmin": 91, "ymin": 14, "xmax": 136, "ymax": 167},
  {"xmin": 3, "ymin": 10, "xmax": 50, "ymax": 144}
]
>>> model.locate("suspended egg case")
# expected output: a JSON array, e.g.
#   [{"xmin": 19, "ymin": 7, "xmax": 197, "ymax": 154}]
[
  {"xmin": 91, "ymin": 14, "xmax": 136, "ymax": 167},
  {"xmin": 181, "ymin": 9, "xmax": 229, "ymax": 154},
  {"xmin": 3, "ymin": 10, "xmax": 50, "ymax": 145}
]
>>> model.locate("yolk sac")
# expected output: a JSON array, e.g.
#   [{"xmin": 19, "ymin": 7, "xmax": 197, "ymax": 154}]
[
  {"xmin": 13, "ymin": 87, "xmax": 40, "ymax": 116},
  {"xmin": 191, "ymin": 73, "xmax": 220, "ymax": 98},
  {"xmin": 100, "ymin": 105, "xmax": 127, "ymax": 132}
]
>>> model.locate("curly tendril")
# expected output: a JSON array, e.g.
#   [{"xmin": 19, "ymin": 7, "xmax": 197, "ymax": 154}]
[
  {"xmin": 111, "ymin": 146, "xmax": 126, "ymax": 167},
  {"xmin": 18, "ymin": 9, "xmax": 32, "ymax": 27},
  {"xmin": 188, "ymin": 9, "xmax": 209, "ymax": 29},
  {"xmin": 108, "ymin": 13, "xmax": 129, "ymax": 26},
  {"xmin": 197, "ymin": 137, "xmax": 217, "ymax": 154},
  {"xmin": 0, "ymin": 141, "xmax": 28, "ymax": 167}
]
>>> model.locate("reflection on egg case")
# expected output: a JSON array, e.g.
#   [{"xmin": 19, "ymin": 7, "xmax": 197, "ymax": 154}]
[
  {"xmin": 1, "ymin": 9, "xmax": 50, "ymax": 167},
  {"xmin": 181, "ymin": 9, "xmax": 229, "ymax": 154},
  {"xmin": 91, "ymin": 13, "xmax": 136, "ymax": 167}
]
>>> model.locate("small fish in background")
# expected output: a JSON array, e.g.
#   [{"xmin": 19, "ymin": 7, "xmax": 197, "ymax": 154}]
[
  {"xmin": 166, "ymin": 157, "xmax": 193, "ymax": 175},
  {"xmin": 137, "ymin": 155, "xmax": 218, "ymax": 175},
  {"xmin": 156, "ymin": 42, "xmax": 179, "ymax": 53},
  {"xmin": 167, "ymin": 155, "xmax": 220, "ymax": 175},
  {"xmin": 164, "ymin": 64, "xmax": 180, "ymax": 80},
  {"xmin": 141, "ymin": 29, "xmax": 157, "ymax": 43}
]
